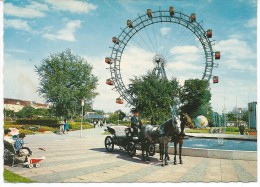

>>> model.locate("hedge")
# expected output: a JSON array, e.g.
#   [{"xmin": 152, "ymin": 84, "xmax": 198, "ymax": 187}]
[{"xmin": 15, "ymin": 119, "xmax": 60, "ymax": 127}]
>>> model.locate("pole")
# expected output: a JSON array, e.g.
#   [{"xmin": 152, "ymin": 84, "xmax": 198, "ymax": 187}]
[
  {"xmin": 80, "ymin": 105, "xmax": 83, "ymax": 138},
  {"xmin": 118, "ymin": 111, "xmax": 120, "ymax": 125},
  {"xmin": 80, "ymin": 99, "xmax": 85, "ymax": 138}
]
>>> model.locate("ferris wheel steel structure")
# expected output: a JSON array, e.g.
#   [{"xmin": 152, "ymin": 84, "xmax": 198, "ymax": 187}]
[{"xmin": 105, "ymin": 7, "xmax": 220, "ymax": 106}]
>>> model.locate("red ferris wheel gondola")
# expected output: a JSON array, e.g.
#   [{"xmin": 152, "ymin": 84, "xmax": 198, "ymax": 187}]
[
  {"xmin": 213, "ymin": 76, "xmax": 219, "ymax": 83},
  {"xmin": 116, "ymin": 98, "xmax": 124, "ymax": 104},
  {"xmin": 106, "ymin": 79, "xmax": 114, "ymax": 85}
]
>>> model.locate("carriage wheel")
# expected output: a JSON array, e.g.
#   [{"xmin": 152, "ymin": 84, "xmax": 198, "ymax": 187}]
[
  {"xmin": 127, "ymin": 142, "xmax": 136, "ymax": 157},
  {"xmin": 28, "ymin": 164, "xmax": 34, "ymax": 169},
  {"xmin": 105, "ymin": 136, "xmax": 114, "ymax": 152},
  {"xmin": 35, "ymin": 163, "xmax": 41, "ymax": 168},
  {"xmin": 148, "ymin": 143, "xmax": 156, "ymax": 156}
]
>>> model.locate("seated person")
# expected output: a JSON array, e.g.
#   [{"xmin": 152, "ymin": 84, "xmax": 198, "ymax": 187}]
[
  {"xmin": 130, "ymin": 109, "xmax": 142, "ymax": 136},
  {"xmin": 4, "ymin": 129, "xmax": 15, "ymax": 144},
  {"xmin": 14, "ymin": 132, "xmax": 32, "ymax": 157}
]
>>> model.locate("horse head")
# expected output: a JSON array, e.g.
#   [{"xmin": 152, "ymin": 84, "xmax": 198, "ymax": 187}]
[{"xmin": 181, "ymin": 113, "xmax": 193, "ymax": 128}]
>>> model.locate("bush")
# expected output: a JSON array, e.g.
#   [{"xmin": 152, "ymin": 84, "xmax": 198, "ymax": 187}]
[
  {"xmin": 225, "ymin": 127, "xmax": 239, "ymax": 132},
  {"xmin": 16, "ymin": 119, "xmax": 60, "ymax": 127},
  {"xmin": 68, "ymin": 121, "xmax": 93, "ymax": 130}
]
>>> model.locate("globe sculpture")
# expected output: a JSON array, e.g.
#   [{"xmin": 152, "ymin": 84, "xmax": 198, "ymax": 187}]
[{"xmin": 195, "ymin": 115, "xmax": 208, "ymax": 128}]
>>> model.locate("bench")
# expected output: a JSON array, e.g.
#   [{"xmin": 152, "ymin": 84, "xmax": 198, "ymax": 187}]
[{"xmin": 4, "ymin": 140, "xmax": 29, "ymax": 167}]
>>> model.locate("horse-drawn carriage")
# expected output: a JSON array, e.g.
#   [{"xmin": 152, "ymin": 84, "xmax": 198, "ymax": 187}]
[{"xmin": 104, "ymin": 126, "xmax": 156, "ymax": 157}]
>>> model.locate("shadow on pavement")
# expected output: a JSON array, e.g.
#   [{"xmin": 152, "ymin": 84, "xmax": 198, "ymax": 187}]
[{"xmin": 90, "ymin": 147, "xmax": 163, "ymax": 166}]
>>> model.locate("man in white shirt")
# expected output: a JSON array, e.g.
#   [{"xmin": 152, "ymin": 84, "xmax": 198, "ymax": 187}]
[{"xmin": 4, "ymin": 129, "xmax": 14, "ymax": 144}]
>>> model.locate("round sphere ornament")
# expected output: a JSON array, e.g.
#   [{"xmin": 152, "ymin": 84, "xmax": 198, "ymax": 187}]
[{"xmin": 195, "ymin": 115, "xmax": 208, "ymax": 128}]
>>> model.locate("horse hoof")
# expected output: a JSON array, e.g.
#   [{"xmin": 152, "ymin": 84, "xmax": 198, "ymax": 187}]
[
  {"xmin": 180, "ymin": 161, "xmax": 183, "ymax": 164},
  {"xmin": 165, "ymin": 162, "xmax": 168, "ymax": 165},
  {"xmin": 173, "ymin": 161, "xmax": 177, "ymax": 165},
  {"xmin": 161, "ymin": 164, "xmax": 164, "ymax": 167}
]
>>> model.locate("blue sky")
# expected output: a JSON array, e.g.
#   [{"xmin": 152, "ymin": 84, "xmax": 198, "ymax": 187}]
[{"xmin": 2, "ymin": 0, "xmax": 258, "ymax": 114}]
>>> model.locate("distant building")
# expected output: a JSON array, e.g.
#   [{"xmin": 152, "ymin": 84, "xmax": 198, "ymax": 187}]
[
  {"xmin": 4, "ymin": 98, "xmax": 49, "ymax": 112},
  {"xmin": 85, "ymin": 114, "xmax": 106, "ymax": 121}
]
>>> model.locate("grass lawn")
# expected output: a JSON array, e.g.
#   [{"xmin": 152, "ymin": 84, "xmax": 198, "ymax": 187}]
[{"xmin": 4, "ymin": 168, "xmax": 36, "ymax": 183}]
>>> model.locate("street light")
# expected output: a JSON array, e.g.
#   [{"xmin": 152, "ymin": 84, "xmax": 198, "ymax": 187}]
[
  {"xmin": 118, "ymin": 111, "xmax": 120, "ymax": 125},
  {"xmin": 80, "ymin": 99, "xmax": 85, "ymax": 138}
]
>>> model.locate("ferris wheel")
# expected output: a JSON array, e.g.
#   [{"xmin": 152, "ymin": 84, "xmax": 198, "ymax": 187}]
[{"xmin": 105, "ymin": 6, "xmax": 220, "ymax": 106}]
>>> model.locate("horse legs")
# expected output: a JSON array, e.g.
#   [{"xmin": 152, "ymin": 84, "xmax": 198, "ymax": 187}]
[
  {"xmin": 145, "ymin": 141, "xmax": 150, "ymax": 161},
  {"xmin": 141, "ymin": 140, "xmax": 149, "ymax": 161},
  {"xmin": 161, "ymin": 142, "xmax": 165, "ymax": 166},
  {"xmin": 161, "ymin": 142, "xmax": 168, "ymax": 166},
  {"xmin": 159, "ymin": 143, "xmax": 163, "ymax": 160},
  {"xmin": 179, "ymin": 141, "xmax": 183, "ymax": 164},
  {"xmin": 164, "ymin": 142, "xmax": 168, "ymax": 165},
  {"xmin": 141, "ymin": 140, "xmax": 145, "ymax": 161},
  {"xmin": 173, "ymin": 141, "xmax": 177, "ymax": 165}
]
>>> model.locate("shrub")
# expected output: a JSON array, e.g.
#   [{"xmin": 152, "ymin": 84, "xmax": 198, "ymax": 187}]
[
  {"xmin": 225, "ymin": 127, "xmax": 239, "ymax": 132},
  {"xmin": 68, "ymin": 121, "xmax": 93, "ymax": 130},
  {"xmin": 16, "ymin": 119, "xmax": 60, "ymax": 127}
]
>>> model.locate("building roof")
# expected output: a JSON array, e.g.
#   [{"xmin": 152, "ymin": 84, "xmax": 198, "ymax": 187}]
[
  {"xmin": 4, "ymin": 98, "xmax": 48, "ymax": 108},
  {"xmin": 85, "ymin": 114, "xmax": 106, "ymax": 119}
]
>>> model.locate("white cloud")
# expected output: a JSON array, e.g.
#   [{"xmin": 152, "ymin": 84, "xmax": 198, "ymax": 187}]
[
  {"xmin": 5, "ymin": 19, "xmax": 31, "ymax": 31},
  {"xmin": 3, "ymin": 54, "xmax": 44, "ymax": 103},
  {"xmin": 4, "ymin": 2, "xmax": 48, "ymax": 18},
  {"xmin": 160, "ymin": 27, "xmax": 171, "ymax": 36},
  {"xmin": 43, "ymin": 20, "xmax": 81, "ymax": 41},
  {"xmin": 244, "ymin": 17, "xmax": 257, "ymax": 28},
  {"xmin": 120, "ymin": 46, "xmax": 154, "ymax": 85},
  {"xmin": 83, "ymin": 55, "xmax": 131, "ymax": 113},
  {"xmin": 216, "ymin": 38, "xmax": 256, "ymax": 72},
  {"xmin": 45, "ymin": 0, "xmax": 97, "ymax": 13}
]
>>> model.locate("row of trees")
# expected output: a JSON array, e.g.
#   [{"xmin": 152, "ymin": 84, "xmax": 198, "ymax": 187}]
[
  {"xmin": 12, "ymin": 49, "xmax": 244, "ymax": 126},
  {"xmin": 127, "ymin": 71, "xmax": 212, "ymax": 125},
  {"xmin": 4, "ymin": 106, "xmax": 50, "ymax": 119}
]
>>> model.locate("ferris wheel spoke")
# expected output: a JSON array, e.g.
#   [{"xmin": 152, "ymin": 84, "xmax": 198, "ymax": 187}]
[{"xmin": 106, "ymin": 7, "xmax": 220, "ymax": 106}]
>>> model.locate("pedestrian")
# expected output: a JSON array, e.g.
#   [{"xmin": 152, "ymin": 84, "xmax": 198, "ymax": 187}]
[
  {"xmin": 60, "ymin": 120, "xmax": 65, "ymax": 134},
  {"xmin": 4, "ymin": 128, "xmax": 14, "ymax": 144},
  {"xmin": 14, "ymin": 132, "xmax": 32, "ymax": 157},
  {"xmin": 64, "ymin": 119, "xmax": 69, "ymax": 134},
  {"xmin": 130, "ymin": 109, "xmax": 142, "ymax": 136}
]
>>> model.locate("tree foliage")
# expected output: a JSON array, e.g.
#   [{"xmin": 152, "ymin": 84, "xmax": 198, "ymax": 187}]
[
  {"xmin": 179, "ymin": 79, "xmax": 212, "ymax": 119},
  {"xmin": 108, "ymin": 110, "xmax": 126, "ymax": 122},
  {"xmin": 127, "ymin": 71, "xmax": 179, "ymax": 124},
  {"xmin": 35, "ymin": 49, "xmax": 98, "ymax": 117}
]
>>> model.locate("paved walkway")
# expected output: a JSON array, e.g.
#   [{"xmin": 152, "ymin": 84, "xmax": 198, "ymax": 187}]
[{"xmin": 3, "ymin": 127, "xmax": 258, "ymax": 183}]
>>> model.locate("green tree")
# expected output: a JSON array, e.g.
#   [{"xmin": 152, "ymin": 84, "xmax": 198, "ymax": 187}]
[
  {"xmin": 226, "ymin": 112, "xmax": 237, "ymax": 121},
  {"xmin": 108, "ymin": 110, "xmax": 126, "ymax": 123},
  {"xmin": 4, "ymin": 109, "xmax": 15, "ymax": 118},
  {"xmin": 16, "ymin": 106, "xmax": 36, "ymax": 118},
  {"xmin": 127, "ymin": 71, "xmax": 180, "ymax": 124},
  {"xmin": 179, "ymin": 79, "xmax": 212, "ymax": 119},
  {"xmin": 35, "ymin": 108, "xmax": 50, "ymax": 117},
  {"xmin": 35, "ymin": 49, "xmax": 98, "ymax": 117}
]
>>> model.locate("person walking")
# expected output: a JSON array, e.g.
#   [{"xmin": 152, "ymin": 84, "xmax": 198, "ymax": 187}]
[{"xmin": 64, "ymin": 119, "xmax": 69, "ymax": 134}]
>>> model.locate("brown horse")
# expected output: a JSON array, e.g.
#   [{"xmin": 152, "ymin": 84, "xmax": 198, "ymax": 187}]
[{"xmin": 171, "ymin": 113, "xmax": 192, "ymax": 165}]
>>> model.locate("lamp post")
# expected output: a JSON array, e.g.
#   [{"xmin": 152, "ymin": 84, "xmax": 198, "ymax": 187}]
[
  {"xmin": 80, "ymin": 99, "xmax": 85, "ymax": 138},
  {"xmin": 118, "ymin": 111, "xmax": 120, "ymax": 125}
]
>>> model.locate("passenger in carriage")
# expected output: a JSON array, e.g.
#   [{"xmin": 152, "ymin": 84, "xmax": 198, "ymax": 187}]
[{"xmin": 130, "ymin": 109, "xmax": 143, "ymax": 137}]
